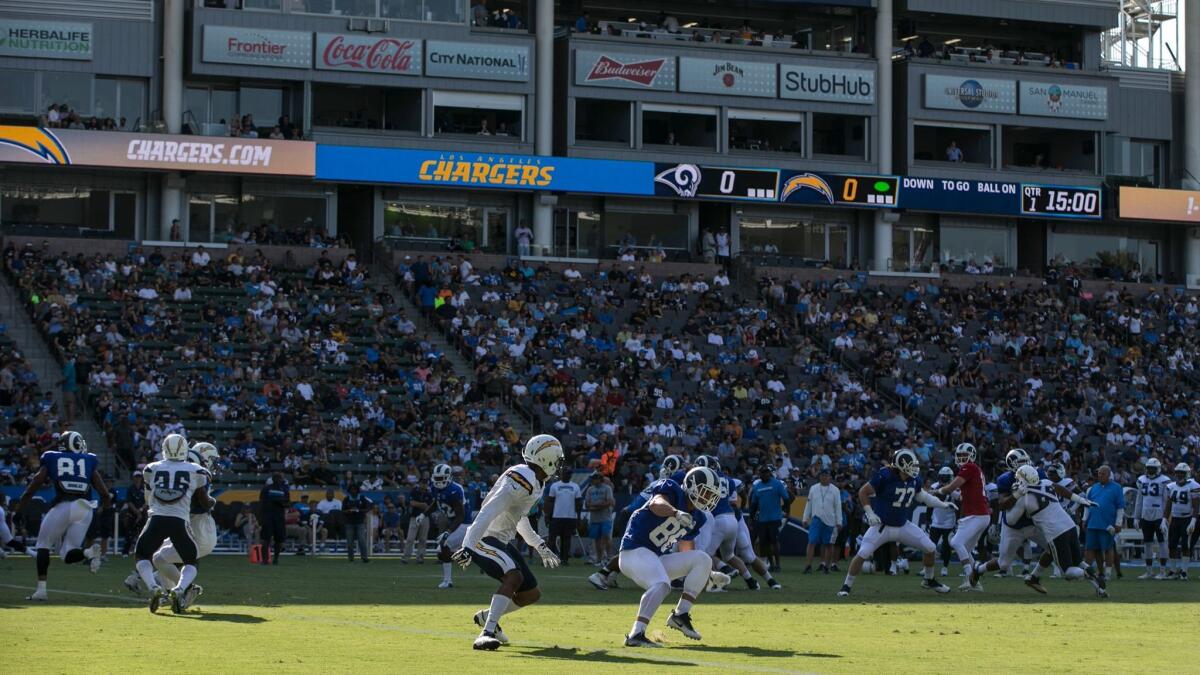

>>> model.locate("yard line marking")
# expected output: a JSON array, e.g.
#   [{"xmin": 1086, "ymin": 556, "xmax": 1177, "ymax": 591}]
[{"xmin": 0, "ymin": 583, "xmax": 143, "ymax": 603}]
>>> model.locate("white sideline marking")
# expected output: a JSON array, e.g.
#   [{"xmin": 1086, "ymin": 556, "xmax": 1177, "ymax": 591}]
[{"xmin": 0, "ymin": 583, "xmax": 143, "ymax": 603}]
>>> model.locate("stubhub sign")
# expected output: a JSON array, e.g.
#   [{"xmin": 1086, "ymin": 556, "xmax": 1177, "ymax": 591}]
[{"xmin": 780, "ymin": 65, "xmax": 875, "ymax": 104}]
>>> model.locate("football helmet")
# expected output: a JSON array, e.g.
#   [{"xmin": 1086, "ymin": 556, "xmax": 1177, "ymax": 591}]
[
  {"xmin": 954, "ymin": 442, "xmax": 976, "ymax": 467},
  {"xmin": 522, "ymin": 434, "xmax": 564, "ymax": 477},
  {"xmin": 660, "ymin": 454, "xmax": 683, "ymax": 478},
  {"xmin": 893, "ymin": 449, "xmax": 920, "ymax": 478},
  {"xmin": 189, "ymin": 442, "xmax": 220, "ymax": 472},
  {"xmin": 432, "ymin": 463, "xmax": 453, "ymax": 489},
  {"xmin": 1004, "ymin": 448, "xmax": 1031, "ymax": 471},
  {"xmin": 1016, "ymin": 464, "xmax": 1040, "ymax": 487},
  {"xmin": 937, "ymin": 466, "xmax": 954, "ymax": 481},
  {"xmin": 161, "ymin": 433, "xmax": 189, "ymax": 462},
  {"xmin": 683, "ymin": 467, "xmax": 721, "ymax": 512},
  {"xmin": 1175, "ymin": 463, "xmax": 1192, "ymax": 484},
  {"xmin": 1145, "ymin": 458, "xmax": 1162, "ymax": 478},
  {"xmin": 58, "ymin": 430, "xmax": 87, "ymax": 454},
  {"xmin": 693, "ymin": 455, "xmax": 719, "ymax": 471},
  {"xmin": 1047, "ymin": 462, "xmax": 1066, "ymax": 482}
]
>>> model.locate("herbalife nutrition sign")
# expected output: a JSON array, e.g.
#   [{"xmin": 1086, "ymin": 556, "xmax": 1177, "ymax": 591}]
[{"xmin": 0, "ymin": 19, "xmax": 92, "ymax": 61}]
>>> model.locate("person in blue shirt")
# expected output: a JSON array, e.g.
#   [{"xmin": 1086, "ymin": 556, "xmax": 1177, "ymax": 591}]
[
  {"xmin": 617, "ymin": 468, "xmax": 721, "ymax": 648},
  {"xmin": 15, "ymin": 430, "xmax": 111, "ymax": 601},
  {"xmin": 836, "ymin": 450, "xmax": 955, "ymax": 598},
  {"xmin": 1084, "ymin": 465, "xmax": 1126, "ymax": 585},
  {"xmin": 752, "ymin": 465, "xmax": 790, "ymax": 573},
  {"xmin": 432, "ymin": 464, "xmax": 473, "ymax": 589}
]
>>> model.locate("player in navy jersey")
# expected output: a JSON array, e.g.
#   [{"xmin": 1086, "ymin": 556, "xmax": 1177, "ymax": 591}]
[
  {"xmin": 618, "ymin": 467, "xmax": 721, "ymax": 647},
  {"xmin": 432, "ymin": 463, "xmax": 473, "ymax": 589},
  {"xmin": 837, "ymin": 450, "xmax": 955, "ymax": 597},
  {"xmin": 15, "ymin": 431, "xmax": 111, "ymax": 601}
]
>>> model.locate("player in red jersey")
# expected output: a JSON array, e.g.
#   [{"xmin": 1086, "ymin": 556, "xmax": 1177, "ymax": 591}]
[{"xmin": 937, "ymin": 442, "xmax": 991, "ymax": 591}]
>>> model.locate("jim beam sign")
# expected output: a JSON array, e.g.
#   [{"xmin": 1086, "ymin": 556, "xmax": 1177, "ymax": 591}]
[{"xmin": 574, "ymin": 51, "xmax": 676, "ymax": 90}]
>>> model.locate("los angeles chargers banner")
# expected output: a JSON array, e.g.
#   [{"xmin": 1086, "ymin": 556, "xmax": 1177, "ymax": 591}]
[{"xmin": 316, "ymin": 145, "xmax": 655, "ymax": 195}]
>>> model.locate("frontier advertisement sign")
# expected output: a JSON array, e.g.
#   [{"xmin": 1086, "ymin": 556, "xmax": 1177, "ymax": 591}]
[
  {"xmin": 315, "ymin": 33, "xmax": 421, "ymax": 75},
  {"xmin": 924, "ymin": 74, "xmax": 1016, "ymax": 114},
  {"xmin": 780, "ymin": 65, "xmax": 875, "ymax": 104},
  {"xmin": 202, "ymin": 25, "xmax": 312, "ymax": 69},
  {"xmin": 1119, "ymin": 186, "xmax": 1200, "ymax": 223},
  {"xmin": 678, "ymin": 57, "xmax": 777, "ymax": 98},
  {"xmin": 574, "ymin": 51, "xmax": 676, "ymax": 90},
  {"xmin": 0, "ymin": 126, "xmax": 315, "ymax": 176},
  {"xmin": 1019, "ymin": 81, "xmax": 1108, "ymax": 120},
  {"xmin": 425, "ymin": 41, "xmax": 529, "ymax": 82},
  {"xmin": 0, "ymin": 19, "xmax": 91, "ymax": 61}
]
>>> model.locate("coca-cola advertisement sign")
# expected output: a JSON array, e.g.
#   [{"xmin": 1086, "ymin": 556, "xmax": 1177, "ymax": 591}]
[
  {"xmin": 315, "ymin": 33, "xmax": 422, "ymax": 75},
  {"xmin": 575, "ymin": 50, "xmax": 675, "ymax": 90}
]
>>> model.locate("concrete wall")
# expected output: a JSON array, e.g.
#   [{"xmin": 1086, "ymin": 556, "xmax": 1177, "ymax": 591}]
[{"xmin": 2, "ymin": 235, "xmax": 353, "ymax": 268}]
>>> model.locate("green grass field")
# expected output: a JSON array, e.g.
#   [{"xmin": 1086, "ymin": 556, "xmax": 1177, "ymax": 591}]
[{"xmin": 1, "ymin": 554, "xmax": 1196, "ymax": 674}]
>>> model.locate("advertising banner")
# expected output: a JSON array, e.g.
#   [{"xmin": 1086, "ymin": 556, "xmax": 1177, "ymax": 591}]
[
  {"xmin": 1119, "ymin": 186, "xmax": 1200, "ymax": 223},
  {"xmin": 779, "ymin": 65, "xmax": 875, "ymax": 104},
  {"xmin": 678, "ymin": 57, "xmax": 777, "ymax": 98},
  {"xmin": 574, "ymin": 50, "xmax": 676, "ymax": 90},
  {"xmin": 425, "ymin": 41, "xmax": 529, "ymax": 81},
  {"xmin": 315, "ymin": 33, "xmax": 421, "ymax": 75},
  {"xmin": 0, "ymin": 19, "xmax": 91, "ymax": 60},
  {"xmin": 317, "ymin": 146, "xmax": 653, "ymax": 194},
  {"xmin": 202, "ymin": 25, "xmax": 312, "ymax": 69},
  {"xmin": 1019, "ymin": 81, "xmax": 1108, "ymax": 120},
  {"xmin": 924, "ymin": 74, "xmax": 1016, "ymax": 114},
  {"xmin": 0, "ymin": 126, "xmax": 315, "ymax": 176}
]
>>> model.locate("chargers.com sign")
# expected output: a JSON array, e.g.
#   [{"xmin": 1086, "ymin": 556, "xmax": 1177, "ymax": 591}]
[{"xmin": 317, "ymin": 146, "xmax": 654, "ymax": 195}]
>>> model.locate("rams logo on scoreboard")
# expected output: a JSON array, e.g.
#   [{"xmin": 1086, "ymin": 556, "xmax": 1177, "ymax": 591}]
[
  {"xmin": 0, "ymin": 127, "xmax": 71, "ymax": 165},
  {"xmin": 780, "ymin": 173, "xmax": 834, "ymax": 204},
  {"xmin": 654, "ymin": 163, "xmax": 702, "ymax": 198}
]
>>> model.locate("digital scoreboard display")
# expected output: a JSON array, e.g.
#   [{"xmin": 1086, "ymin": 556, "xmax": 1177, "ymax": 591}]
[
  {"xmin": 1020, "ymin": 184, "xmax": 1102, "ymax": 219},
  {"xmin": 652, "ymin": 163, "xmax": 898, "ymax": 208},
  {"xmin": 694, "ymin": 167, "xmax": 781, "ymax": 200}
]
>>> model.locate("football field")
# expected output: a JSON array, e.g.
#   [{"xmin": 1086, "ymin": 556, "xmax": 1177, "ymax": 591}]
[{"xmin": 1, "ymin": 555, "xmax": 1196, "ymax": 674}]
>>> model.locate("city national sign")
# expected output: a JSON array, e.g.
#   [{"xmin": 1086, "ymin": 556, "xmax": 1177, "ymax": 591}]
[{"xmin": 425, "ymin": 41, "xmax": 529, "ymax": 82}]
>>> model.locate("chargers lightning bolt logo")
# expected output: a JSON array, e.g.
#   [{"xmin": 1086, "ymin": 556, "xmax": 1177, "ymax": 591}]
[
  {"xmin": 780, "ymin": 173, "xmax": 834, "ymax": 203},
  {"xmin": 0, "ymin": 126, "xmax": 71, "ymax": 165}
]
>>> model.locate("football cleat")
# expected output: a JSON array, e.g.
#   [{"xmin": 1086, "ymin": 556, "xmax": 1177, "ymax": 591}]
[
  {"xmin": 667, "ymin": 611, "xmax": 701, "ymax": 640},
  {"xmin": 472, "ymin": 632, "xmax": 502, "ymax": 651},
  {"xmin": 182, "ymin": 584, "xmax": 203, "ymax": 609},
  {"xmin": 1087, "ymin": 572, "xmax": 1108, "ymax": 597},
  {"xmin": 922, "ymin": 578, "xmax": 951, "ymax": 594},
  {"xmin": 1181, "ymin": 572, "xmax": 1189, "ymax": 581},
  {"xmin": 1154, "ymin": 571, "xmax": 1167, "ymax": 580},
  {"xmin": 767, "ymin": 578, "xmax": 782, "ymax": 590},
  {"xmin": 968, "ymin": 563, "xmax": 982, "ymax": 588},
  {"xmin": 836, "ymin": 584, "xmax": 852, "ymax": 597},
  {"xmin": 992, "ymin": 571, "xmax": 1010, "ymax": 578},
  {"xmin": 958, "ymin": 580, "xmax": 983, "ymax": 592},
  {"xmin": 123, "ymin": 572, "xmax": 144, "ymax": 595},
  {"xmin": 587, "ymin": 572, "xmax": 608, "ymax": 590},
  {"xmin": 434, "ymin": 531, "xmax": 449, "ymax": 549},
  {"xmin": 437, "ymin": 580, "xmax": 453, "ymax": 589},
  {"xmin": 168, "ymin": 589, "xmax": 184, "ymax": 614},
  {"xmin": 26, "ymin": 590, "xmax": 48, "ymax": 602},
  {"xmin": 1023, "ymin": 574, "xmax": 1048, "ymax": 595},
  {"xmin": 87, "ymin": 543, "xmax": 102, "ymax": 573},
  {"xmin": 474, "ymin": 609, "xmax": 509, "ymax": 645},
  {"xmin": 940, "ymin": 567, "xmax": 949, "ymax": 577},
  {"xmin": 744, "ymin": 576, "xmax": 760, "ymax": 591},
  {"xmin": 605, "ymin": 572, "xmax": 620, "ymax": 589},
  {"xmin": 624, "ymin": 632, "xmax": 661, "ymax": 648},
  {"xmin": 149, "ymin": 587, "xmax": 165, "ymax": 613},
  {"xmin": 1137, "ymin": 571, "xmax": 1154, "ymax": 580},
  {"xmin": 802, "ymin": 565, "xmax": 812, "ymax": 575}
]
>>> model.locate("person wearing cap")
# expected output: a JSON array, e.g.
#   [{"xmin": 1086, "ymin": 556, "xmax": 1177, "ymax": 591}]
[
  {"xmin": 752, "ymin": 465, "xmax": 791, "ymax": 573},
  {"xmin": 801, "ymin": 468, "xmax": 841, "ymax": 574}
]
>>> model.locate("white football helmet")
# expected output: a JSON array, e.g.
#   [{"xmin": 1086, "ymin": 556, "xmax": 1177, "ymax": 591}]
[
  {"xmin": 1047, "ymin": 462, "xmax": 1066, "ymax": 482},
  {"xmin": 954, "ymin": 442, "xmax": 976, "ymax": 467},
  {"xmin": 161, "ymin": 433, "xmax": 189, "ymax": 462},
  {"xmin": 683, "ymin": 467, "xmax": 721, "ymax": 512},
  {"xmin": 432, "ymin": 463, "xmax": 453, "ymax": 489},
  {"xmin": 189, "ymin": 442, "xmax": 220, "ymax": 472},
  {"xmin": 1016, "ymin": 464, "xmax": 1041, "ymax": 487},
  {"xmin": 1145, "ymin": 458, "xmax": 1162, "ymax": 478},
  {"xmin": 522, "ymin": 434, "xmax": 564, "ymax": 477},
  {"xmin": 660, "ymin": 454, "xmax": 683, "ymax": 478},
  {"xmin": 693, "ymin": 455, "xmax": 719, "ymax": 471},
  {"xmin": 1175, "ymin": 463, "xmax": 1192, "ymax": 484},
  {"xmin": 1005, "ymin": 448, "xmax": 1031, "ymax": 471},
  {"xmin": 894, "ymin": 449, "xmax": 921, "ymax": 478},
  {"xmin": 58, "ymin": 430, "xmax": 87, "ymax": 453},
  {"xmin": 937, "ymin": 466, "xmax": 954, "ymax": 481}
]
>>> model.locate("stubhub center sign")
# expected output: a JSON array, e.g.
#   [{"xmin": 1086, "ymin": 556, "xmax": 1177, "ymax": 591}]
[{"xmin": 780, "ymin": 65, "xmax": 875, "ymax": 104}]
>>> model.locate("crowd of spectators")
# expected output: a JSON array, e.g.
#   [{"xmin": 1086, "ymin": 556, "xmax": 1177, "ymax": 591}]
[{"xmin": 41, "ymin": 104, "xmax": 128, "ymax": 132}]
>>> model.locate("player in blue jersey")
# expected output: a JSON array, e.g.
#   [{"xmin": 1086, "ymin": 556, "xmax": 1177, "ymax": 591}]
[
  {"xmin": 689, "ymin": 456, "xmax": 755, "ymax": 591},
  {"xmin": 837, "ymin": 450, "xmax": 955, "ymax": 597},
  {"xmin": 619, "ymin": 467, "xmax": 721, "ymax": 647},
  {"xmin": 15, "ymin": 431, "xmax": 111, "ymax": 601},
  {"xmin": 432, "ymin": 463, "xmax": 473, "ymax": 589}
]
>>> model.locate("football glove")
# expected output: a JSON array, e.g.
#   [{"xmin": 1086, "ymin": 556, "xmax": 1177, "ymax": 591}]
[
  {"xmin": 536, "ymin": 542, "xmax": 561, "ymax": 569},
  {"xmin": 1069, "ymin": 493, "xmax": 1097, "ymax": 508},
  {"xmin": 1189, "ymin": 519, "xmax": 1196, "ymax": 536},
  {"xmin": 450, "ymin": 547, "xmax": 472, "ymax": 570},
  {"xmin": 1011, "ymin": 481, "xmax": 1028, "ymax": 497},
  {"xmin": 864, "ymin": 507, "xmax": 881, "ymax": 528},
  {"xmin": 674, "ymin": 510, "xmax": 695, "ymax": 530}
]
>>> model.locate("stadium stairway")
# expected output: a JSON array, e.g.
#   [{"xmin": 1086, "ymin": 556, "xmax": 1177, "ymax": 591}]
[{"xmin": 0, "ymin": 271, "xmax": 114, "ymax": 475}]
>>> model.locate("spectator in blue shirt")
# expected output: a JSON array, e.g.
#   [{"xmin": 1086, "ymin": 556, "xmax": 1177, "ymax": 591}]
[
  {"xmin": 1084, "ymin": 465, "xmax": 1125, "ymax": 583},
  {"xmin": 751, "ymin": 465, "xmax": 791, "ymax": 571}
]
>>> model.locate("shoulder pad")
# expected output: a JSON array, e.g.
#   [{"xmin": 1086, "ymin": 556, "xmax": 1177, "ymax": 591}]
[{"xmin": 504, "ymin": 466, "xmax": 537, "ymax": 494}]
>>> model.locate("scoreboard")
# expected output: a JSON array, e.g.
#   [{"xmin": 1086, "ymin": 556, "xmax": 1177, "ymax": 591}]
[
  {"xmin": 1020, "ymin": 184, "xmax": 1103, "ymax": 219},
  {"xmin": 652, "ymin": 163, "xmax": 898, "ymax": 208}
]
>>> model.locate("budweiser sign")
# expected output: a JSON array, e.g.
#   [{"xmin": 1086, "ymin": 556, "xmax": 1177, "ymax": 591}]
[
  {"xmin": 588, "ymin": 56, "xmax": 666, "ymax": 86},
  {"xmin": 576, "ymin": 51, "xmax": 675, "ymax": 90},
  {"xmin": 315, "ymin": 33, "xmax": 422, "ymax": 75}
]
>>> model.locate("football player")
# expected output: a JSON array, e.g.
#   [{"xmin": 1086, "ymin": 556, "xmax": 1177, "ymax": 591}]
[
  {"xmin": 0, "ymin": 493, "xmax": 30, "ymax": 556},
  {"xmin": 1009, "ymin": 465, "xmax": 1106, "ymax": 597},
  {"xmin": 124, "ymin": 441, "xmax": 220, "ymax": 610},
  {"xmin": 451, "ymin": 435, "xmax": 563, "ymax": 650},
  {"xmin": 618, "ymin": 467, "xmax": 719, "ymax": 647},
  {"xmin": 15, "ymin": 431, "xmax": 111, "ymax": 601},
  {"xmin": 837, "ymin": 450, "xmax": 955, "ymax": 597},
  {"xmin": 693, "ymin": 457, "xmax": 753, "ymax": 590},
  {"xmin": 928, "ymin": 466, "xmax": 958, "ymax": 577},
  {"xmin": 1165, "ymin": 463, "xmax": 1199, "ymax": 580},
  {"xmin": 133, "ymin": 434, "xmax": 213, "ymax": 614},
  {"xmin": 1133, "ymin": 458, "xmax": 1171, "ymax": 579},
  {"xmin": 935, "ymin": 442, "xmax": 991, "ymax": 591},
  {"xmin": 432, "ymin": 463, "xmax": 471, "ymax": 589}
]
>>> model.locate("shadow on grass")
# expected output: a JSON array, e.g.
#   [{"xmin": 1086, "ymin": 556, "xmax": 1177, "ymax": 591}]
[
  {"xmin": 163, "ymin": 611, "xmax": 268, "ymax": 624},
  {"xmin": 509, "ymin": 646, "xmax": 698, "ymax": 667},
  {"xmin": 680, "ymin": 645, "xmax": 835, "ymax": 658}
]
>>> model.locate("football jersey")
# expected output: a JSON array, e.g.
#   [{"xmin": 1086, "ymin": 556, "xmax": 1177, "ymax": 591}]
[
  {"xmin": 434, "ymin": 481, "xmax": 473, "ymax": 525},
  {"xmin": 142, "ymin": 459, "xmax": 209, "ymax": 521},
  {"xmin": 996, "ymin": 468, "xmax": 1045, "ymax": 529},
  {"xmin": 40, "ymin": 450, "xmax": 99, "ymax": 505},
  {"xmin": 1008, "ymin": 479, "xmax": 1077, "ymax": 541},
  {"xmin": 928, "ymin": 482, "xmax": 958, "ymax": 530},
  {"xmin": 1135, "ymin": 474, "xmax": 1172, "ymax": 520},
  {"xmin": 620, "ymin": 479, "xmax": 706, "ymax": 554},
  {"xmin": 1056, "ymin": 477, "xmax": 1080, "ymax": 515},
  {"xmin": 1167, "ymin": 479, "xmax": 1200, "ymax": 518},
  {"xmin": 713, "ymin": 475, "xmax": 740, "ymax": 516},
  {"xmin": 956, "ymin": 463, "xmax": 991, "ymax": 516},
  {"xmin": 869, "ymin": 468, "xmax": 922, "ymax": 527},
  {"xmin": 463, "ymin": 465, "xmax": 543, "ymax": 547}
]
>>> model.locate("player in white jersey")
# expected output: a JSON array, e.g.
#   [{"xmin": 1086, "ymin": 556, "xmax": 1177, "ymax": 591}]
[
  {"xmin": 132, "ymin": 434, "xmax": 212, "ymax": 614},
  {"xmin": 125, "ymin": 441, "xmax": 220, "ymax": 609},
  {"xmin": 1165, "ymin": 463, "xmax": 1199, "ymax": 580},
  {"xmin": 451, "ymin": 434, "xmax": 564, "ymax": 651},
  {"xmin": 929, "ymin": 466, "xmax": 959, "ymax": 577},
  {"xmin": 1133, "ymin": 458, "xmax": 1172, "ymax": 579},
  {"xmin": 1009, "ymin": 466, "xmax": 1107, "ymax": 597}
]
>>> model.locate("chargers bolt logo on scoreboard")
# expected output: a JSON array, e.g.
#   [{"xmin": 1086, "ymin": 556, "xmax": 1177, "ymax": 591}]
[{"xmin": 781, "ymin": 173, "xmax": 834, "ymax": 203}]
